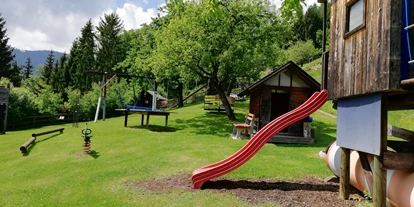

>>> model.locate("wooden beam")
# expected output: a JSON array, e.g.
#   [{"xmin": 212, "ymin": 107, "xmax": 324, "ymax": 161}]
[
  {"xmin": 357, "ymin": 151, "xmax": 373, "ymax": 194},
  {"xmin": 388, "ymin": 93, "xmax": 414, "ymax": 111},
  {"xmin": 373, "ymin": 93, "xmax": 387, "ymax": 207},
  {"xmin": 387, "ymin": 140, "xmax": 414, "ymax": 153},
  {"xmin": 401, "ymin": 78, "xmax": 414, "ymax": 86},
  {"xmin": 318, "ymin": 0, "xmax": 327, "ymax": 3},
  {"xmin": 383, "ymin": 151, "xmax": 414, "ymax": 171},
  {"xmin": 387, "ymin": 125, "xmax": 414, "ymax": 142},
  {"xmin": 340, "ymin": 148, "xmax": 350, "ymax": 200}
]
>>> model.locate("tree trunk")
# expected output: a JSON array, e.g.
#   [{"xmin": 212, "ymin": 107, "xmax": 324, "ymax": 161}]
[
  {"xmin": 177, "ymin": 82, "xmax": 184, "ymax": 107},
  {"xmin": 206, "ymin": 79, "xmax": 217, "ymax": 95},
  {"xmin": 216, "ymin": 84, "xmax": 236, "ymax": 120},
  {"xmin": 226, "ymin": 78, "xmax": 236, "ymax": 96}
]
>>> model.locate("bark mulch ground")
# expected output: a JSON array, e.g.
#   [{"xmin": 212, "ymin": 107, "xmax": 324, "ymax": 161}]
[{"xmin": 126, "ymin": 175, "xmax": 368, "ymax": 207}]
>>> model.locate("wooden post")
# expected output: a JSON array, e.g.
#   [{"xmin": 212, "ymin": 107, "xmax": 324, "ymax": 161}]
[
  {"xmin": 373, "ymin": 93, "xmax": 387, "ymax": 207},
  {"xmin": 124, "ymin": 110, "xmax": 128, "ymax": 127},
  {"xmin": 340, "ymin": 147, "xmax": 350, "ymax": 200}
]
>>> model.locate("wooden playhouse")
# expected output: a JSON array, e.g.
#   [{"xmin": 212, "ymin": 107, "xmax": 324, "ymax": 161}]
[
  {"xmin": 238, "ymin": 61, "xmax": 320, "ymax": 144},
  {"xmin": 319, "ymin": 0, "xmax": 414, "ymax": 205}
]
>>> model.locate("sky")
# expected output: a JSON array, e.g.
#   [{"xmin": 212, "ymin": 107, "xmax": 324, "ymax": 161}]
[{"xmin": 1, "ymin": 0, "xmax": 318, "ymax": 53}]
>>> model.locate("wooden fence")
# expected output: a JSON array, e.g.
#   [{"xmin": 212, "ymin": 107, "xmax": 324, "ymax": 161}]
[{"xmin": 7, "ymin": 113, "xmax": 73, "ymax": 130}]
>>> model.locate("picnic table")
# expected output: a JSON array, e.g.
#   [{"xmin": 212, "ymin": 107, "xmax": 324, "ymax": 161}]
[{"xmin": 116, "ymin": 108, "xmax": 170, "ymax": 127}]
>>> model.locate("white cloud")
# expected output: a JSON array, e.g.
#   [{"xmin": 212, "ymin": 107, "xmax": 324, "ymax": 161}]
[
  {"xmin": 115, "ymin": 3, "xmax": 158, "ymax": 30},
  {"xmin": 2, "ymin": 0, "xmax": 162, "ymax": 53}
]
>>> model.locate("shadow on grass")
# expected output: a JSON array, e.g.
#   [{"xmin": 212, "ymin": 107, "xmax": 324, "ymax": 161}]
[
  {"xmin": 22, "ymin": 133, "xmax": 63, "ymax": 156},
  {"xmin": 90, "ymin": 150, "xmax": 100, "ymax": 159},
  {"xmin": 173, "ymin": 111, "xmax": 248, "ymax": 136},
  {"xmin": 128, "ymin": 125, "xmax": 179, "ymax": 132},
  {"xmin": 202, "ymin": 179, "xmax": 338, "ymax": 192}
]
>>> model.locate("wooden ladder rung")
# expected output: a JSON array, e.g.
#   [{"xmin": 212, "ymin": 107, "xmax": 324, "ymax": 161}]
[
  {"xmin": 405, "ymin": 24, "xmax": 414, "ymax": 30},
  {"xmin": 401, "ymin": 78, "xmax": 414, "ymax": 86}
]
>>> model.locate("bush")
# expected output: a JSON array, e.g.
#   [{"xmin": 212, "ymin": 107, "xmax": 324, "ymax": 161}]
[
  {"xmin": 278, "ymin": 40, "xmax": 321, "ymax": 66},
  {"xmin": 7, "ymin": 87, "xmax": 40, "ymax": 122},
  {"xmin": 35, "ymin": 84, "xmax": 62, "ymax": 115}
]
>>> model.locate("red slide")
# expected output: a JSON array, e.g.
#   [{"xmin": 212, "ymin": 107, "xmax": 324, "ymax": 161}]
[{"xmin": 191, "ymin": 90, "xmax": 328, "ymax": 189}]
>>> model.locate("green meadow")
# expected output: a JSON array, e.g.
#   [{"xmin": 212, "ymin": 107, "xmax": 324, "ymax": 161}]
[{"xmin": 0, "ymin": 100, "xmax": 337, "ymax": 206}]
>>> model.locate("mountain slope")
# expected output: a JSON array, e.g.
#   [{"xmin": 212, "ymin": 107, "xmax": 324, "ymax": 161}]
[{"xmin": 13, "ymin": 48, "xmax": 64, "ymax": 68}]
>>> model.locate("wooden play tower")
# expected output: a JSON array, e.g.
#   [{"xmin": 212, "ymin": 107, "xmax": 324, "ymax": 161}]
[{"xmin": 319, "ymin": 0, "xmax": 414, "ymax": 206}]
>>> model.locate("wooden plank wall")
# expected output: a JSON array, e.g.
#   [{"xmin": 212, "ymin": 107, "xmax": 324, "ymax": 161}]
[
  {"xmin": 249, "ymin": 87, "xmax": 262, "ymax": 120},
  {"xmin": 328, "ymin": 0, "xmax": 404, "ymax": 100}
]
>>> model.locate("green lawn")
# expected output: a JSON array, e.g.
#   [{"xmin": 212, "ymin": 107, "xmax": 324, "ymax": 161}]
[{"xmin": 0, "ymin": 101, "xmax": 337, "ymax": 207}]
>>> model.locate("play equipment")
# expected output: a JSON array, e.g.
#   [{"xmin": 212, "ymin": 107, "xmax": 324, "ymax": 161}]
[
  {"xmin": 116, "ymin": 106, "xmax": 170, "ymax": 127},
  {"xmin": 19, "ymin": 128, "xmax": 65, "ymax": 154},
  {"xmin": 191, "ymin": 90, "xmax": 327, "ymax": 189},
  {"xmin": 81, "ymin": 124, "xmax": 92, "ymax": 154},
  {"xmin": 94, "ymin": 74, "xmax": 117, "ymax": 123},
  {"xmin": 325, "ymin": 142, "xmax": 414, "ymax": 207},
  {"xmin": 85, "ymin": 71, "xmax": 156, "ymax": 123}
]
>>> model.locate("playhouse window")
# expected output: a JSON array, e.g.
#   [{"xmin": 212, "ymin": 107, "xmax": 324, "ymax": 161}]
[{"xmin": 345, "ymin": 0, "xmax": 365, "ymax": 38}]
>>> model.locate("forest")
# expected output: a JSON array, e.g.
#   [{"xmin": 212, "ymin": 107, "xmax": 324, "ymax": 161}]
[{"xmin": 0, "ymin": 0, "xmax": 329, "ymax": 124}]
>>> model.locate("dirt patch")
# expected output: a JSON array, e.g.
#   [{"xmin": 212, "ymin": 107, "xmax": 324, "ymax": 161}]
[{"xmin": 126, "ymin": 175, "xmax": 367, "ymax": 206}]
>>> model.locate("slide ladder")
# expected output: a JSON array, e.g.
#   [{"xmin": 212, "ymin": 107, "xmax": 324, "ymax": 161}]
[{"xmin": 191, "ymin": 90, "xmax": 328, "ymax": 189}]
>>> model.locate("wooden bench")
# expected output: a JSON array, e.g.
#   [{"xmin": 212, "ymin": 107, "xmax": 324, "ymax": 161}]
[
  {"xmin": 230, "ymin": 113, "xmax": 255, "ymax": 139},
  {"xmin": 204, "ymin": 95, "xmax": 235, "ymax": 112}
]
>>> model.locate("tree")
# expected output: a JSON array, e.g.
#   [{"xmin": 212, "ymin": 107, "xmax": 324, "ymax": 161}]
[
  {"xmin": 96, "ymin": 13, "xmax": 125, "ymax": 74},
  {"xmin": 78, "ymin": 19, "xmax": 96, "ymax": 91},
  {"xmin": 41, "ymin": 50, "xmax": 54, "ymax": 85},
  {"xmin": 153, "ymin": 0, "xmax": 282, "ymax": 120},
  {"xmin": 23, "ymin": 57, "xmax": 34, "ymax": 79},
  {"xmin": 284, "ymin": 40, "xmax": 319, "ymax": 66},
  {"xmin": 9, "ymin": 61, "xmax": 22, "ymax": 87},
  {"xmin": 0, "ymin": 13, "xmax": 15, "ymax": 81},
  {"xmin": 67, "ymin": 38, "xmax": 81, "ymax": 90},
  {"xmin": 303, "ymin": 4, "xmax": 324, "ymax": 48},
  {"xmin": 207, "ymin": 0, "xmax": 306, "ymax": 18}
]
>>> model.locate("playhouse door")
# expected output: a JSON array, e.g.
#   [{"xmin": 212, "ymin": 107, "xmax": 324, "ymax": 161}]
[{"xmin": 271, "ymin": 92, "xmax": 290, "ymax": 133}]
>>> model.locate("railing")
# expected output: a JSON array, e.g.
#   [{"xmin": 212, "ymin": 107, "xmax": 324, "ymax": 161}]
[{"xmin": 7, "ymin": 113, "xmax": 73, "ymax": 130}]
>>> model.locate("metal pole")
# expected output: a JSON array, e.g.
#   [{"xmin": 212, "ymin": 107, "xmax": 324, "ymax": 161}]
[
  {"xmin": 103, "ymin": 73, "xmax": 107, "ymax": 121},
  {"xmin": 94, "ymin": 75, "xmax": 105, "ymax": 123},
  {"xmin": 152, "ymin": 81, "xmax": 157, "ymax": 111},
  {"xmin": 322, "ymin": 2, "xmax": 327, "ymax": 53}
]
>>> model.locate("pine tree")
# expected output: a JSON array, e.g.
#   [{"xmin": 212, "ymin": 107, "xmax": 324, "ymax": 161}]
[
  {"xmin": 50, "ymin": 59, "xmax": 60, "ymax": 92},
  {"xmin": 23, "ymin": 57, "xmax": 33, "ymax": 79},
  {"xmin": 68, "ymin": 38, "xmax": 81, "ymax": 89},
  {"xmin": 0, "ymin": 14, "xmax": 15, "ymax": 79},
  {"xmin": 96, "ymin": 13, "xmax": 125, "ymax": 74},
  {"xmin": 78, "ymin": 19, "xmax": 96, "ymax": 91},
  {"xmin": 9, "ymin": 61, "xmax": 22, "ymax": 87},
  {"xmin": 41, "ymin": 50, "xmax": 54, "ymax": 85}
]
